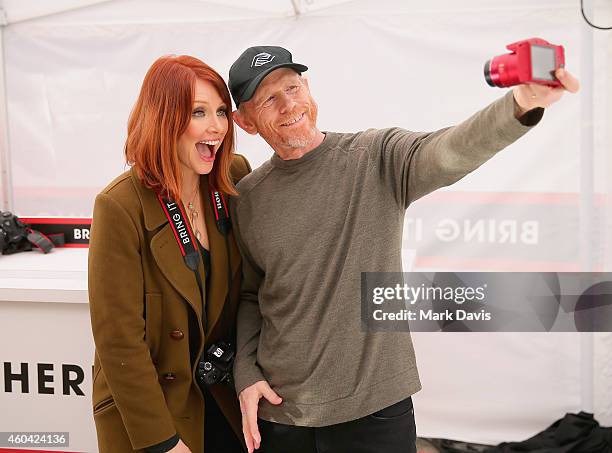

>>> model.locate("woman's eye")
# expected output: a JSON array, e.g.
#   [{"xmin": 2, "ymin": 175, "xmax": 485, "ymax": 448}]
[
  {"xmin": 287, "ymin": 85, "xmax": 299, "ymax": 93},
  {"xmin": 217, "ymin": 109, "xmax": 228, "ymax": 117},
  {"xmin": 193, "ymin": 110, "xmax": 205, "ymax": 117}
]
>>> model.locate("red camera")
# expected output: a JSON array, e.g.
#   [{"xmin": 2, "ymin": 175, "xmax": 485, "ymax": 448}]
[{"xmin": 484, "ymin": 38, "xmax": 565, "ymax": 88}]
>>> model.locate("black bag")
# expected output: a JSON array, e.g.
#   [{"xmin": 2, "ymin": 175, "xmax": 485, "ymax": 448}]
[
  {"xmin": 420, "ymin": 412, "xmax": 612, "ymax": 453},
  {"xmin": 0, "ymin": 211, "xmax": 63, "ymax": 254},
  {"xmin": 484, "ymin": 412, "xmax": 612, "ymax": 453},
  {"xmin": 0, "ymin": 211, "xmax": 32, "ymax": 254}
]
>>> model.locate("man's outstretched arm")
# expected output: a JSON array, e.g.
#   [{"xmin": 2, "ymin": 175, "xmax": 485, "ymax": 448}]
[{"xmin": 376, "ymin": 68, "xmax": 580, "ymax": 209}]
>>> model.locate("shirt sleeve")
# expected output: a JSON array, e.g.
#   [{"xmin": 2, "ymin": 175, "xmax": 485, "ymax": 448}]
[
  {"xmin": 230, "ymin": 198, "xmax": 267, "ymax": 396},
  {"xmin": 374, "ymin": 89, "xmax": 544, "ymax": 209}
]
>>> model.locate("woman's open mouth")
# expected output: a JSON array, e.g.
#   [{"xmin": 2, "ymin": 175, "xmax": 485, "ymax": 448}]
[{"xmin": 195, "ymin": 139, "xmax": 220, "ymax": 163}]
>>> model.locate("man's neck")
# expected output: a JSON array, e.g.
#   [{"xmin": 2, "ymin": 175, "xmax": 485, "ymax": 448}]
[{"xmin": 272, "ymin": 130, "xmax": 326, "ymax": 161}]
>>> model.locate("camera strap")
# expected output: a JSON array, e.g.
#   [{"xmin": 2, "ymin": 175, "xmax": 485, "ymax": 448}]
[
  {"xmin": 210, "ymin": 190, "xmax": 231, "ymax": 236},
  {"xmin": 26, "ymin": 228, "xmax": 64, "ymax": 253},
  {"xmin": 157, "ymin": 193, "xmax": 208, "ymax": 331},
  {"xmin": 157, "ymin": 188, "xmax": 233, "ymax": 335},
  {"xmin": 209, "ymin": 190, "xmax": 236, "ymax": 340}
]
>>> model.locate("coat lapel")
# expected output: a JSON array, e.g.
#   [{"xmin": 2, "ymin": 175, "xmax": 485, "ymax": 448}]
[
  {"xmin": 130, "ymin": 168, "xmax": 203, "ymax": 323},
  {"xmin": 203, "ymin": 175, "xmax": 241, "ymax": 337},
  {"xmin": 150, "ymin": 225, "xmax": 204, "ymax": 322}
]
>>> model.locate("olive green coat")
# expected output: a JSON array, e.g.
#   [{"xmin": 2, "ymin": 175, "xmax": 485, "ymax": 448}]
[{"xmin": 88, "ymin": 155, "xmax": 251, "ymax": 452}]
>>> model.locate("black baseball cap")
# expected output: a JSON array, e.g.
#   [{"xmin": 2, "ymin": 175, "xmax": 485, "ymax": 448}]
[{"xmin": 229, "ymin": 46, "xmax": 308, "ymax": 108}]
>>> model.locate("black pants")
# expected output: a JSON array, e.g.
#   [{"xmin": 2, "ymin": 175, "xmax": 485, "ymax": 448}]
[
  {"xmin": 258, "ymin": 396, "xmax": 416, "ymax": 453},
  {"xmin": 203, "ymin": 386, "xmax": 244, "ymax": 453}
]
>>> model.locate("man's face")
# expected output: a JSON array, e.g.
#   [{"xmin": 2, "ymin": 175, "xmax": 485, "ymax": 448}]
[{"xmin": 242, "ymin": 68, "xmax": 318, "ymax": 150}]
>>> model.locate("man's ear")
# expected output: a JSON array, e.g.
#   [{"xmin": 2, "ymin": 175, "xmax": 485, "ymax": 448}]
[{"xmin": 233, "ymin": 108, "xmax": 258, "ymax": 136}]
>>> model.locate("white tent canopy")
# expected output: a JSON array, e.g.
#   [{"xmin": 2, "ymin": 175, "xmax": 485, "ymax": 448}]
[
  {"xmin": 0, "ymin": 0, "xmax": 610, "ymax": 447},
  {"xmin": 0, "ymin": 0, "xmax": 364, "ymax": 25}
]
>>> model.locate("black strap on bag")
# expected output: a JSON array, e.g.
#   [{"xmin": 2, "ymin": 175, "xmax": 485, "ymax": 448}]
[
  {"xmin": 26, "ymin": 229, "xmax": 63, "ymax": 253},
  {"xmin": 157, "ymin": 189, "xmax": 233, "ymax": 334}
]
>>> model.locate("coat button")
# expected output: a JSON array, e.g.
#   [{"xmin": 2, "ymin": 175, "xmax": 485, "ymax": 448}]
[
  {"xmin": 169, "ymin": 329, "xmax": 184, "ymax": 340},
  {"xmin": 163, "ymin": 372, "xmax": 176, "ymax": 381}
]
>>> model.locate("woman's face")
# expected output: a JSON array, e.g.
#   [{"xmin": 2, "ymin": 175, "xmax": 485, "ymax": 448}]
[{"xmin": 177, "ymin": 78, "xmax": 229, "ymax": 178}]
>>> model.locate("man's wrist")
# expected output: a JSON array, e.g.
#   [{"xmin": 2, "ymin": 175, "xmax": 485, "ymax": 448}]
[
  {"xmin": 512, "ymin": 93, "xmax": 544, "ymax": 126},
  {"xmin": 513, "ymin": 95, "xmax": 529, "ymax": 119}
]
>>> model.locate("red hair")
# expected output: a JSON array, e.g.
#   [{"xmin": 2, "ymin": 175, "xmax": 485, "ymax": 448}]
[{"xmin": 125, "ymin": 55, "xmax": 237, "ymax": 200}]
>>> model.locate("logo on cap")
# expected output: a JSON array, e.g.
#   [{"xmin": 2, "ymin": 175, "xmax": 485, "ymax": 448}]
[{"xmin": 251, "ymin": 52, "xmax": 276, "ymax": 68}]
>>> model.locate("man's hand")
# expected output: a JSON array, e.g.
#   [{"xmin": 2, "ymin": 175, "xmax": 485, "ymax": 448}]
[
  {"xmin": 239, "ymin": 380, "xmax": 283, "ymax": 452},
  {"xmin": 513, "ymin": 68, "xmax": 580, "ymax": 116}
]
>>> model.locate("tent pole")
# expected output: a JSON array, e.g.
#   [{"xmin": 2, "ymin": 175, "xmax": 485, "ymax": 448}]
[
  {"xmin": 579, "ymin": 0, "xmax": 595, "ymax": 414},
  {"xmin": 291, "ymin": 0, "xmax": 302, "ymax": 16},
  {"xmin": 0, "ymin": 10, "xmax": 13, "ymax": 212}
]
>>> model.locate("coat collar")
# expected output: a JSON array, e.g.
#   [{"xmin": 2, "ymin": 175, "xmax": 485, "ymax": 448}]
[
  {"xmin": 130, "ymin": 167, "xmax": 240, "ymax": 338},
  {"xmin": 130, "ymin": 167, "xmax": 169, "ymax": 232}
]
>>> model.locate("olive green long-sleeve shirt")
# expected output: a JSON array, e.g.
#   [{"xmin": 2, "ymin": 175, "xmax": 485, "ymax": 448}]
[{"xmin": 231, "ymin": 90, "xmax": 543, "ymax": 427}]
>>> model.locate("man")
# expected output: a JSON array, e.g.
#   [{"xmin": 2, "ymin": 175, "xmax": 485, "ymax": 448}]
[{"xmin": 227, "ymin": 46, "xmax": 579, "ymax": 453}]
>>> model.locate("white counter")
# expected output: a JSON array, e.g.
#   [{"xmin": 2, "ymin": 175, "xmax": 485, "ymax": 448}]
[
  {"xmin": 0, "ymin": 248, "xmax": 88, "ymax": 305},
  {"xmin": 0, "ymin": 248, "xmax": 96, "ymax": 452}
]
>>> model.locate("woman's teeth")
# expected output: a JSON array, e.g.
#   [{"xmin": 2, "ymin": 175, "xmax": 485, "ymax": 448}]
[{"xmin": 199, "ymin": 139, "xmax": 220, "ymax": 146}]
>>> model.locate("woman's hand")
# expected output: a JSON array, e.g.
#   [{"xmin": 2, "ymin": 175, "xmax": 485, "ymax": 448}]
[{"xmin": 168, "ymin": 439, "xmax": 192, "ymax": 453}]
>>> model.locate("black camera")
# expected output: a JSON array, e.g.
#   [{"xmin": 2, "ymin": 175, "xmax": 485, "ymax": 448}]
[
  {"xmin": 196, "ymin": 341, "xmax": 235, "ymax": 387},
  {"xmin": 0, "ymin": 211, "xmax": 31, "ymax": 255}
]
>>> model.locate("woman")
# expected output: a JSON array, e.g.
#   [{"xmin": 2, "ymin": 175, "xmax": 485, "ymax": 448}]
[{"xmin": 88, "ymin": 55, "xmax": 250, "ymax": 453}]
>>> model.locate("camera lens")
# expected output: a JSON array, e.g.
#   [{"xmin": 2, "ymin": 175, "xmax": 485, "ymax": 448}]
[{"xmin": 484, "ymin": 60, "xmax": 495, "ymax": 87}]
